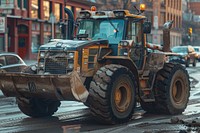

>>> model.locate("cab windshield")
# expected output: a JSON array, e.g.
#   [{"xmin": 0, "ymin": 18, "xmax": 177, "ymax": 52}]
[{"xmin": 77, "ymin": 19, "xmax": 125, "ymax": 44}]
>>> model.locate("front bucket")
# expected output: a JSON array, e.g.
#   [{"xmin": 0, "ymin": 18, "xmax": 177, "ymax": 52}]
[{"xmin": 0, "ymin": 71, "xmax": 89, "ymax": 102}]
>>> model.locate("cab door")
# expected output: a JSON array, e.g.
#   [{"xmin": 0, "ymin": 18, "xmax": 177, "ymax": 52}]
[{"xmin": 127, "ymin": 20, "xmax": 144, "ymax": 69}]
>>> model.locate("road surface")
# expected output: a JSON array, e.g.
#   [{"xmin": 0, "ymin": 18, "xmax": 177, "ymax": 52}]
[{"xmin": 0, "ymin": 63, "xmax": 200, "ymax": 133}]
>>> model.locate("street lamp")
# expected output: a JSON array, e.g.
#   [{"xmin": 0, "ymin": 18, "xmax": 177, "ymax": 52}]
[{"xmin": 50, "ymin": 13, "xmax": 55, "ymax": 39}]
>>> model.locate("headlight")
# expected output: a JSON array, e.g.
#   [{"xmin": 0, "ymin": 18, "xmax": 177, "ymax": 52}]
[
  {"xmin": 31, "ymin": 65, "xmax": 37, "ymax": 71},
  {"xmin": 119, "ymin": 41, "xmax": 129, "ymax": 46},
  {"xmin": 40, "ymin": 52, "xmax": 45, "ymax": 58},
  {"xmin": 68, "ymin": 63, "xmax": 74, "ymax": 69},
  {"xmin": 68, "ymin": 52, "xmax": 74, "ymax": 58},
  {"xmin": 38, "ymin": 62, "xmax": 44, "ymax": 68},
  {"xmin": 68, "ymin": 59, "xmax": 74, "ymax": 69}
]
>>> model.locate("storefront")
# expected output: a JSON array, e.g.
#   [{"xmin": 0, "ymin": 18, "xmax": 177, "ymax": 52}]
[
  {"xmin": 1, "ymin": 0, "xmax": 97, "ymax": 59},
  {"xmin": 0, "ymin": 16, "xmax": 6, "ymax": 52}
]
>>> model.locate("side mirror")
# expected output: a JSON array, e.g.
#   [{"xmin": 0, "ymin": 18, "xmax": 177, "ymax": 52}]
[{"xmin": 143, "ymin": 21, "xmax": 151, "ymax": 34}]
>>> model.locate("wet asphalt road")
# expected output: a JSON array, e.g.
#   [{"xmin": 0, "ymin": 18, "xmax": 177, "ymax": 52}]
[{"xmin": 0, "ymin": 63, "xmax": 200, "ymax": 133}]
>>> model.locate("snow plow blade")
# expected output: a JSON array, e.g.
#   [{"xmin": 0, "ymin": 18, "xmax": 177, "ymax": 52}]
[{"xmin": 0, "ymin": 71, "xmax": 89, "ymax": 102}]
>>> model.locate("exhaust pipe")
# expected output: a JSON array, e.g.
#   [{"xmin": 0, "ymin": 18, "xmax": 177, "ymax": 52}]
[
  {"xmin": 162, "ymin": 20, "xmax": 174, "ymax": 52},
  {"xmin": 64, "ymin": 8, "xmax": 74, "ymax": 40}
]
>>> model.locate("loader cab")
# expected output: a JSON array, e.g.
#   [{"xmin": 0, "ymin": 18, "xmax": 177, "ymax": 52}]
[
  {"xmin": 77, "ymin": 18, "xmax": 126, "ymax": 55},
  {"xmin": 76, "ymin": 10, "xmax": 150, "ymax": 69}
]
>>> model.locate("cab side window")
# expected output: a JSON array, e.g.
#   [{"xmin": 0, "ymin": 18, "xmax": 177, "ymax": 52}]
[
  {"xmin": 127, "ymin": 21, "xmax": 142, "ymax": 45},
  {"xmin": 136, "ymin": 22, "xmax": 142, "ymax": 44}
]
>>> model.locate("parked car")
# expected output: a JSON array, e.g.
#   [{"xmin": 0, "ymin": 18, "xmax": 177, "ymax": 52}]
[
  {"xmin": 170, "ymin": 45, "xmax": 197, "ymax": 67},
  {"xmin": 193, "ymin": 46, "xmax": 200, "ymax": 62},
  {"xmin": 0, "ymin": 53, "xmax": 27, "ymax": 72}
]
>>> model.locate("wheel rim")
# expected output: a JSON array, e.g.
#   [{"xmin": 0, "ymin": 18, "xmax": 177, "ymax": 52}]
[
  {"xmin": 114, "ymin": 82, "xmax": 131, "ymax": 113},
  {"xmin": 172, "ymin": 78, "xmax": 185, "ymax": 104}
]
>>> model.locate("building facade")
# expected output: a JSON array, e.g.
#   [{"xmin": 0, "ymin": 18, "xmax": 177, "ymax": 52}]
[
  {"xmin": 0, "ymin": 0, "xmax": 96, "ymax": 59},
  {"xmin": 188, "ymin": 0, "xmax": 200, "ymax": 15},
  {"xmin": 187, "ymin": 0, "xmax": 200, "ymax": 45},
  {"xmin": 143, "ymin": 0, "xmax": 182, "ymax": 47}
]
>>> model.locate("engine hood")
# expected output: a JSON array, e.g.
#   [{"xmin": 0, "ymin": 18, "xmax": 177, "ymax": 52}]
[{"xmin": 39, "ymin": 39, "xmax": 108, "ymax": 51}]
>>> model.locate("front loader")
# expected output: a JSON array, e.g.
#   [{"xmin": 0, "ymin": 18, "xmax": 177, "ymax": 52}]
[{"xmin": 0, "ymin": 5, "xmax": 190, "ymax": 124}]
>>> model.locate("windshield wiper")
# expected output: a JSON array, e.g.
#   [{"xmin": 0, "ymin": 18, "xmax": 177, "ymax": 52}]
[{"xmin": 106, "ymin": 17, "xmax": 118, "ymax": 33}]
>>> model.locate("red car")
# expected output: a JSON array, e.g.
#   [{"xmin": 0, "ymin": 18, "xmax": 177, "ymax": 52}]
[
  {"xmin": 193, "ymin": 46, "xmax": 200, "ymax": 62},
  {"xmin": 171, "ymin": 46, "xmax": 198, "ymax": 67}
]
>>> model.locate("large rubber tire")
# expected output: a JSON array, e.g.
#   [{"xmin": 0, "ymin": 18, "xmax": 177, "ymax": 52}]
[
  {"xmin": 185, "ymin": 58, "xmax": 190, "ymax": 67},
  {"xmin": 141, "ymin": 63, "xmax": 190, "ymax": 115},
  {"xmin": 17, "ymin": 97, "xmax": 61, "ymax": 117},
  {"xmin": 88, "ymin": 64, "xmax": 137, "ymax": 124}
]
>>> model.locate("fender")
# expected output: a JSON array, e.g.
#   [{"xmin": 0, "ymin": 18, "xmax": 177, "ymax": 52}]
[{"xmin": 102, "ymin": 56, "xmax": 140, "ymax": 94}]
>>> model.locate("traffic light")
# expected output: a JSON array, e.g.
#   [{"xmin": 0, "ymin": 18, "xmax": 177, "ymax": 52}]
[{"xmin": 188, "ymin": 28, "xmax": 192, "ymax": 36}]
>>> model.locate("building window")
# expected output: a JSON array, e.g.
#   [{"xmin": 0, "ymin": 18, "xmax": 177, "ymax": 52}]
[
  {"xmin": 0, "ymin": 0, "xmax": 14, "ymax": 9},
  {"xmin": 160, "ymin": 13, "xmax": 165, "ymax": 26},
  {"xmin": 18, "ymin": 25, "xmax": 28, "ymax": 34},
  {"xmin": 44, "ymin": 23, "xmax": 51, "ymax": 44},
  {"xmin": 56, "ymin": 25, "xmax": 62, "ymax": 39},
  {"xmin": 31, "ymin": 35, "xmax": 40, "ymax": 53},
  {"xmin": 55, "ymin": 3, "xmax": 61, "ymax": 22},
  {"xmin": 18, "ymin": 0, "xmax": 21, "ymax": 8},
  {"xmin": 0, "ymin": 35, "xmax": 4, "ymax": 51},
  {"xmin": 65, "ymin": 6, "xmax": 72, "ymax": 19},
  {"xmin": 32, "ymin": 22, "xmax": 40, "ymax": 53},
  {"xmin": 160, "ymin": 34, "xmax": 163, "ymax": 45},
  {"xmin": 43, "ymin": 1, "xmax": 50, "ymax": 20},
  {"xmin": 23, "ymin": 0, "xmax": 28, "ymax": 9},
  {"xmin": 32, "ymin": 22, "xmax": 40, "ymax": 31},
  {"xmin": 66, "ymin": 6, "xmax": 71, "ymax": 10},
  {"xmin": 147, "ymin": 34, "xmax": 152, "ymax": 43},
  {"xmin": 31, "ymin": 0, "xmax": 39, "ymax": 18},
  {"xmin": 76, "ymin": 7, "xmax": 81, "ymax": 18},
  {"xmin": 50, "ymin": 2, "xmax": 52, "ymax": 15},
  {"xmin": 44, "ymin": 24, "xmax": 51, "ymax": 32},
  {"xmin": 145, "ymin": 12, "xmax": 153, "ymax": 26}
]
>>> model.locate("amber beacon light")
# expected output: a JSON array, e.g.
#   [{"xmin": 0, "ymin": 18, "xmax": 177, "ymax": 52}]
[
  {"xmin": 140, "ymin": 4, "xmax": 146, "ymax": 12},
  {"xmin": 91, "ymin": 6, "xmax": 97, "ymax": 11}
]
